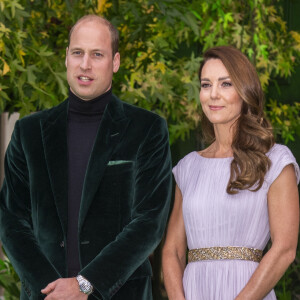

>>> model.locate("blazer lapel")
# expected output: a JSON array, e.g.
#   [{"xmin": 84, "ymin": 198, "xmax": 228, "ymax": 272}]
[
  {"xmin": 41, "ymin": 101, "xmax": 69, "ymax": 236},
  {"xmin": 78, "ymin": 96, "xmax": 130, "ymax": 229}
]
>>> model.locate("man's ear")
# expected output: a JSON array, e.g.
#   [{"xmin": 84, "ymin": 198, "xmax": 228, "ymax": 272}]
[
  {"xmin": 65, "ymin": 47, "xmax": 69, "ymax": 68},
  {"xmin": 113, "ymin": 52, "xmax": 120, "ymax": 73}
]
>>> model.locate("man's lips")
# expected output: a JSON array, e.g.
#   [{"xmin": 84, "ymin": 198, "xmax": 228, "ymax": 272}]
[
  {"xmin": 77, "ymin": 75, "xmax": 94, "ymax": 85},
  {"xmin": 209, "ymin": 105, "xmax": 224, "ymax": 111},
  {"xmin": 78, "ymin": 76, "xmax": 93, "ymax": 82}
]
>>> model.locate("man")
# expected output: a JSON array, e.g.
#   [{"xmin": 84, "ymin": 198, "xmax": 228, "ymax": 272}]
[{"xmin": 0, "ymin": 15, "xmax": 172, "ymax": 300}]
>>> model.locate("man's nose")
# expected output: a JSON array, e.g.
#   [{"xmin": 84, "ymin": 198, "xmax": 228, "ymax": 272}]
[{"xmin": 80, "ymin": 54, "xmax": 91, "ymax": 70}]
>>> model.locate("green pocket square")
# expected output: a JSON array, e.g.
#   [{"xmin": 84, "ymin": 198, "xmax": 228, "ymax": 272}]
[{"xmin": 107, "ymin": 160, "xmax": 133, "ymax": 166}]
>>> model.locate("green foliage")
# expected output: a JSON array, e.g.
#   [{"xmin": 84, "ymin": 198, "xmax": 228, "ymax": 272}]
[
  {"xmin": 0, "ymin": 250, "xmax": 20, "ymax": 300},
  {"xmin": 0, "ymin": 0, "xmax": 104, "ymax": 115},
  {"xmin": 188, "ymin": 0, "xmax": 300, "ymax": 89},
  {"xmin": 1, "ymin": 0, "xmax": 299, "ymax": 143},
  {"xmin": 109, "ymin": 0, "xmax": 300, "ymax": 143},
  {"xmin": 0, "ymin": 0, "xmax": 66, "ymax": 115},
  {"xmin": 267, "ymin": 100, "xmax": 300, "ymax": 144},
  {"xmin": 110, "ymin": 0, "xmax": 203, "ymax": 143}
]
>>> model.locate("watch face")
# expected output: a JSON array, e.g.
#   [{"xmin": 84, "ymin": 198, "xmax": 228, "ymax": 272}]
[
  {"xmin": 77, "ymin": 276, "xmax": 93, "ymax": 295},
  {"xmin": 80, "ymin": 283, "xmax": 87, "ymax": 292},
  {"xmin": 80, "ymin": 282, "xmax": 92, "ymax": 293}
]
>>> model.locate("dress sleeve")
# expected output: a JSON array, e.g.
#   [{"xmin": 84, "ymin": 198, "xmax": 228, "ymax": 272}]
[
  {"xmin": 172, "ymin": 165, "xmax": 180, "ymax": 190},
  {"xmin": 172, "ymin": 153, "xmax": 192, "ymax": 194},
  {"xmin": 266, "ymin": 144, "xmax": 300, "ymax": 187},
  {"xmin": 173, "ymin": 161, "xmax": 183, "ymax": 192}
]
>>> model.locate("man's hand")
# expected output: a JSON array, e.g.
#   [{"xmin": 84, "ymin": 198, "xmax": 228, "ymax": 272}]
[{"xmin": 41, "ymin": 278, "xmax": 88, "ymax": 300}]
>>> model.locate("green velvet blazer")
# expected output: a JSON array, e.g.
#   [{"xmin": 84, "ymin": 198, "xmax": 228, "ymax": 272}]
[{"xmin": 0, "ymin": 95, "xmax": 172, "ymax": 300}]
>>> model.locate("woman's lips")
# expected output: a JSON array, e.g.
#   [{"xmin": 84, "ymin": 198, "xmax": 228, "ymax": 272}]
[{"xmin": 209, "ymin": 105, "xmax": 224, "ymax": 111}]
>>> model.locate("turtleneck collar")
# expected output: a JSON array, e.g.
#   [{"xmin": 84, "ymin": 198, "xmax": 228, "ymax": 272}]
[{"xmin": 68, "ymin": 88, "xmax": 112, "ymax": 116}]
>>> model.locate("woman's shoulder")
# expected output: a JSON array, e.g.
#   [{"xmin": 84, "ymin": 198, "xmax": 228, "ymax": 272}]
[
  {"xmin": 172, "ymin": 151, "xmax": 198, "ymax": 175},
  {"xmin": 267, "ymin": 143, "xmax": 295, "ymax": 160},
  {"xmin": 266, "ymin": 143, "xmax": 299, "ymax": 184},
  {"xmin": 174, "ymin": 151, "xmax": 198, "ymax": 168},
  {"xmin": 172, "ymin": 152, "xmax": 198, "ymax": 191}
]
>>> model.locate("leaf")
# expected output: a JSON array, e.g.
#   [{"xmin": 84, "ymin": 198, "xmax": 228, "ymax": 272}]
[
  {"xmin": 223, "ymin": 12, "xmax": 233, "ymax": 28},
  {"xmin": 30, "ymin": 45, "xmax": 54, "ymax": 57},
  {"xmin": 95, "ymin": 0, "xmax": 112, "ymax": 14},
  {"xmin": 0, "ymin": 1, "xmax": 4, "ymax": 12},
  {"xmin": 290, "ymin": 31, "xmax": 300, "ymax": 52},
  {"xmin": 7, "ymin": 0, "xmax": 24, "ymax": 18},
  {"xmin": 26, "ymin": 65, "xmax": 37, "ymax": 83},
  {"xmin": 2, "ymin": 60, "xmax": 10, "ymax": 75},
  {"xmin": 53, "ymin": 71, "xmax": 68, "ymax": 97},
  {"xmin": 18, "ymin": 48, "xmax": 26, "ymax": 66},
  {"xmin": 0, "ymin": 22, "xmax": 11, "ymax": 35},
  {"xmin": 11, "ymin": 59, "xmax": 26, "ymax": 72},
  {"xmin": 18, "ymin": 49, "xmax": 25, "ymax": 56},
  {"xmin": 190, "ymin": 9, "xmax": 202, "ymax": 21}
]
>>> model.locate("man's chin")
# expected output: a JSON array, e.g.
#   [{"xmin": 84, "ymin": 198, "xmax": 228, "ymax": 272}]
[{"xmin": 71, "ymin": 89, "xmax": 95, "ymax": 101}]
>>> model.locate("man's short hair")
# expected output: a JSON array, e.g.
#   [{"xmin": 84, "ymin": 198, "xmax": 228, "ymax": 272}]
[{"xmin": 68, "ymin": 15, "xmax": 119, "ymax": 56}]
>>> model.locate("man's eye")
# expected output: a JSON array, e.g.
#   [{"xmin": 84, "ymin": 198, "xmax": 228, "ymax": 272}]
[
  {"xmin": 94, "ymin": 53, "xmax": 103, "ymax": 57},
  {"xmin": 72, "ymin": 51, "xmax": 82, "ymax": 55}
]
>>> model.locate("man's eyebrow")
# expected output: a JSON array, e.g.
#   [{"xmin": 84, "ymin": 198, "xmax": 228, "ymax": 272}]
[
  {"xmin": 69, "ymin": 47, "xmax": 83, "ymax": 51},
  {"xmin": 69, "ymin": 47, "xmax": 104, "ymax": 52}
]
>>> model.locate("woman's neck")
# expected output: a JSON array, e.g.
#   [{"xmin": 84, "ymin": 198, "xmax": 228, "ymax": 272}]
[{"xmin": 203, "ymin": 123, "xmax": 236, "ymax": 158}]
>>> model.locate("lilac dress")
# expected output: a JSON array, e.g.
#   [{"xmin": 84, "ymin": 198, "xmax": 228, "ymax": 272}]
[{"xmin": 173, "ymin": 144, "xmax": 300, "ymax": 300}]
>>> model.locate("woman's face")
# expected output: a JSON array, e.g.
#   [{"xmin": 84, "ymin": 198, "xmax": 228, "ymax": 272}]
[{"xmin": 199, "ymin": 58, "xmax": 243, "ymax": 128}]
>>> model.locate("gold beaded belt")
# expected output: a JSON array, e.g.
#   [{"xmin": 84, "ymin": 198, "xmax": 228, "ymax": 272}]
[{"xmin": 188, "ymin": 246, "xmax": 263, "ymax": 263}]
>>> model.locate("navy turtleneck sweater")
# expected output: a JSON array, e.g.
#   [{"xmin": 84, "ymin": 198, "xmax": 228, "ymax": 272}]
[{"xmin": 67, "ymin": 89, "xmax": 112, "ymax": 277}]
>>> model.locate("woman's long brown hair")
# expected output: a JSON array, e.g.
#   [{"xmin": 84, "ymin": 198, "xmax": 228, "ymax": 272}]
[{"xmin": 199, "ymin": 46, "xmax": 274, "ymax": 194}]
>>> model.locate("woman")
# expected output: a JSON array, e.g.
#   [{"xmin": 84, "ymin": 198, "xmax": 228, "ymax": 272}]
[{"xmin": 162, "ymin": 46, "xmax": 299, "ymax": 300}]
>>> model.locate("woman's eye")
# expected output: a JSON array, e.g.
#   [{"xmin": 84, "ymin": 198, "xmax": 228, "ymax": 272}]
[
  {"xmin": 222, "ymin": 81, "xmax": 232, "ymax": 87},
  {"xmin": 201, "ymin": 83, "xmax": 210, "ymax": 88}
]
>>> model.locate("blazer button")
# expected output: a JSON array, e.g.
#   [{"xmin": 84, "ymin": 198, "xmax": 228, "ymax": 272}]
[{"xmin": 60, "ymin": 241, "xmax": 65, "ymax": 247}]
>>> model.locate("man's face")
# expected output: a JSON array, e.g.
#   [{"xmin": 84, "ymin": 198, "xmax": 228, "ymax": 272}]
[{"xmin": 65, "ymin": 20, "xmax": 120, "ymax": 101}]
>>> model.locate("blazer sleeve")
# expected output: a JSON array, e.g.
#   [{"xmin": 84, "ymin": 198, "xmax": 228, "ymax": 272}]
[
  {"xmin": 0, "ymin": 120, "xmax": 61, "ymax": 299},
  {"xmin": 79, "ymin": 117, "xmax": 172, "ymax": 299}
]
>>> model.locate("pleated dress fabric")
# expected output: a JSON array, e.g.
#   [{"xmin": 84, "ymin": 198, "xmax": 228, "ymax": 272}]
[{"xmin": 173, "ymin": 144, "xmax": 300, "ymax": 300}]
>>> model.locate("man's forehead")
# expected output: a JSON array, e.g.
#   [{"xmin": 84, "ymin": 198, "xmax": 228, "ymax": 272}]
[
  {"xmin": 72, "ymin": 19, "xmax": 108, "ymax": 35},
  {"xmin": 69, "ymin": 20, "xmax": 111, "ymax": 48}
]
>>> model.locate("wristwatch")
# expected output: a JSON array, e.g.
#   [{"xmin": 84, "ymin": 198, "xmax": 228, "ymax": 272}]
[{"xmin": 76, "ymin": 275, "xmax": 93, "ymax": 295}]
